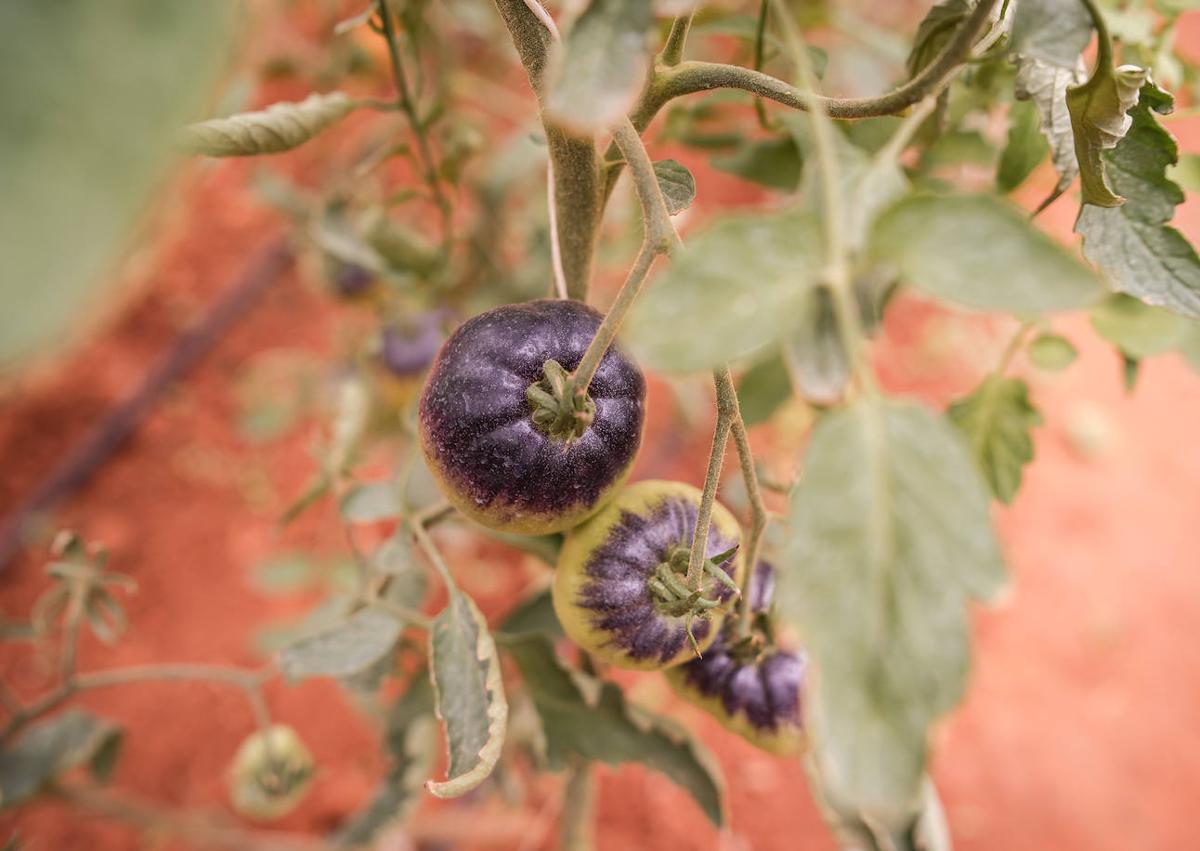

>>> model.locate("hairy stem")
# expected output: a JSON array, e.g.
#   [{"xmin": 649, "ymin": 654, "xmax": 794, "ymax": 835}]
[
  {"xmin": 660, "ymin": 11, "xmax": 695, "ymax": 67},
  {"xmin": 685, "ymin": 377, "xmax": 736, "ymax": 590},
  {"xmin": 488, "ymin": 0, "xmax": 600, "ymax": 300},
  {"xmin": 570, "ymin": 119, "xmax": 677, "ymax": 395},
  {"xmin": 719, "ymin": 369, "xmax": 768, "ymax": 627},
  {"xmin": 378, "ymin": 0, "xmax": 453, "ymax": 245}
]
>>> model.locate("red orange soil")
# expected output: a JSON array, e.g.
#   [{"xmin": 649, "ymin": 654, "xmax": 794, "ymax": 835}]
[{"xmin": 4, "ymin": 17, "xmax": 1200, "ymax": 851}]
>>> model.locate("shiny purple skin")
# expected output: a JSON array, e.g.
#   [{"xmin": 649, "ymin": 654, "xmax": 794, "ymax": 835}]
[
  {"xmin": 379, "ymin": 316, "xmax": 444, "ymax": 378},
  {"xmin": 748, "ymin": 560, "xmax": 776, "ymax": 614},
  {"xmin": 418, "ymin": 299, "xmax": 645, "ymax": 531},
  {"xmin": 676, "ymin": 641, "xmax": 806, "ymax": 738},
  {"xmin": 577, "ymin": 497, "xmax": 739, "ymax": 666}
]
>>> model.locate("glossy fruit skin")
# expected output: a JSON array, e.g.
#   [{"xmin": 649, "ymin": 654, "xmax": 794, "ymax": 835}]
[
  {"xmin": 553, "ymin": 480, "xmax": 744, "ymax": 670},
  {"xmin": 419, "ymin": 299, "xmax": 645, "ymax": 535},
  {"xmin": 372, "ymin": 313, "xmax": 445, "ymax": 410},
  {"xmin": 667, "ymin": 562, "xmax": 807, "ymax": 756}
]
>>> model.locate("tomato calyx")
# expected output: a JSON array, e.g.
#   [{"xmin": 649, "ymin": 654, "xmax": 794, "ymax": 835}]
[
  {"xmin": 647, "ymin": 544, "xmax": 742, "ymax": 656},
  {"xmin": 525, "ymin": 358, "xmax": 596, "ymax": 442}
]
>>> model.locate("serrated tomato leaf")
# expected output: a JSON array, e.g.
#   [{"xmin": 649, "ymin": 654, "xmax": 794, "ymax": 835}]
[
  {"xmin": 948, "ymin": 376, "xmax": 1043, "ymax": 503},
  {"xmin": 280, "ymin": 608, "xmax": 403, "ymax": 681}
]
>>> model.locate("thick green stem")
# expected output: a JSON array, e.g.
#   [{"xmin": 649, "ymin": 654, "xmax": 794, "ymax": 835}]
[
  {"xmin": 660, "ymin": 12, "xmax": 695, "ymax": 67},
  {"xmin": 488, "ymin": 0, "xmax": 600, "ymax": 301}
]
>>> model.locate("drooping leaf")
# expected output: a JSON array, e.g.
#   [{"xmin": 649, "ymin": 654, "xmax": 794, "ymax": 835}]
[
  {"xmin": 1089, "ymin": 293, "xmax": 1192, "ymax": 359},
  {"xmin": 711, "ymin": 135, "xmax": 803, "ymax": 191},
  {"xmin": 1010, "ymin": 0, "xmax": 1094, "ymax": 68},
  {"xmin": 280, "ymin": 608, "xmax": 404, "ymax": 681},
  {"xmin": 1075, "ymin": 83, "xmax": 1200, "ymax": 318},
  {"xmin": 180, "ymin": 92, "xmax": 358, "ymax": 157},
  {"xmin": 869, "ymin": 194, "xmax": 1104, "ymax": 313},
  {"xmin": 652, "ymin": 160, "xmax": 697, "ymax": 215},
  {"xmin": 545, "ymin": 0, "xmax": 653, "ymax": 132},
  {"xmin": 427, "ymin": 591, "xmax": 507, "ymax": 798},
  {"xmin": 780, "ymin": 398, "xmax": 1005, "ymax": 822},
  {"xmin": 1010, "ymin": 57, "xmax": 1086, "ymax": 206},
  {"xmin": 0, "ymin": 1, "xmax": 235, "ymax": 365},
  {"xmin": 336, "ymin": 677, "xmax": 437, "ymax": 846},
  {"xmin": 339, "ymin": 482, "xmax": 403, "ymax": 523},
  {"xmin": 997, "ymin": 99, "xmax": 1048, "ymax": 194},
  {"xmin": 906, "ymin": 0, "xmax": 971, "ymax": 77},
  {"xmin": 736, "ymin": 353, "xmax": 793, "ymax": 427},
  {"xmin": 1066, "ymin": 62, "xmax": 1150, "ymax": 207},
  {"xmin": 948, "ymin": 376, "xmax": 1043, "ymax": 503},
  {"xmin": 1027, "ymin": 332, "xmax": 1079, "ymax": 371},
  {"xmin": 0, "ymin": 710, "xmax": 123, "ymax": 807},
  {"xmin": 786, "ymin": 287, "xmax": 851, "ymax": 406},
  {"xmin": 625, "ymin": 210, "xmax": 822, "ymax": 372},
  {"xmin": 498, "ymin": 590, "xmax": 564, "ymax": 638},
  {"xmin": 506, "ymin": 634, "xmax": 725, "ymax": 826}
]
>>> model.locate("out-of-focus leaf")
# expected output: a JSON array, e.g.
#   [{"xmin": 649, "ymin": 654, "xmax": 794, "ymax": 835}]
[
  {"xmin": 251, "ymin": 554, "xmax": 315, "ymax": 594},
  {"xmin": 506, "ymin": 633, "xmax": 724, "ymax": 825},
  {"xmin": 906, "ymin": 0, "xmax": 970, "ymax": 77},
  {"xmin": 180, "ymin": 92, "xmax": 357, "ymax": 157},
  {"xmin": 1076, "ymin": 83, "xmax": 1200, "ymax": 318},
  {"xmin": 0, "ymin": 1, "xmax": 235, "ymax": 365},
  {"xmin": 711, "ymin": 135, "xmax": 803, "ymax": 191},
  {"xmin": 426, "ymin": 590, "xmax": 506, "ymax": 798},
  {"xmin": 736, "ymin": 353, "xmax": 793, "ymax": 427},
  {"xmin": 786, "ymin": 287, "xmax": 850, "ymax": 406},
  {"xmin": 280, "ymin": 608, "xmax": 403, "ymax": 681},
  {"xmin": 869, "ymin": 194, "xmax": 1104, "ymax": 313},
  {"xmin": 1027, "ymin": 332, "xmax": 1079, "ymax": 371},
  {"xmin": 1066, "ymin": 62, "xmax": 1150, "ymax": 207},
  {"xmin": 1089, "ymin": 293, "xmax": 1192, "ymax": 358},
  {"xmin": 498, "ymin": 590, "xmax": 563, "ymax": 638},
  {"xmin": 948, "ymin": 376, "xmax": 1043, "ymax": 503},
  {"xmin": 997, "ymin": 97, "xmax": 1050, "ymax": 193},
  {"xmin": 1010, "ymin": 58, "xmax": 1086, "ymax": 206},
  {"xmin": 545, "ymin": 0, "xmax": 652, "ymax": 132},
  {"xmin": 0, "ymin": 711, "xmax": 123, "ymax": 807},
  {"xmin": 653, "ymin": 160, "xmax": 697, "ymax": 215},
  {"xmin": 364, "ymin": 211, "xmax": 441, "ymax": 277},
  {"xmin": 339, "ymin": 482, "xmax": 403, "ymax": 523},
  {"xmin": 1010, "ymin": 0, "xmax": 1093, "ymax": 68},
  {"xmin": 780, "ymin": 398, "xmax": 1004, "ymax": 823},
  {"xmin": 625, "ymin": 210, "xmax": 822, "ymax": 372}
]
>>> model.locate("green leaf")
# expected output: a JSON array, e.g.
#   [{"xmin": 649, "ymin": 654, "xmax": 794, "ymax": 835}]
[
  {"xmin": 339, "ymin": 482, "xmax": 403, "ymax": 523},
  {"xmin": 545, "ymin": 0, "xmax": 652, "ymax": 132},
  {"xmin": 906, "ymin": 0, "xmax": 970, "ymax": 77},
  {"xmin": 625, "ymin": 209, "xmax": 822, "ymax": 372},
  {"xmin": 711, "ymin": 135, "xmax": 803, "ymax": 191},
  {"xmin": 506, "ymin": 634, "xmax": 725, "ymax": 825},
  {"xmin": 363, "ymin": 211, "xmax": 442, "ymax": 277},
  {"xmin": 1010, "ymin": 0, "xmax": 1094, "ymax": 68},
  {"xmin": 736, "ymin": 353, "xmax": 793, "ymax": 427},
  {"xmin": 0, "ymin": 1, "xmax": 234, "ymax": 365},
  {"xmin": 869, "ymin": 194, "xmax": 1104, "ymax": 313},
  {"xmin": 335, "ymin": 677, "xmax": 437, "ymax": 846},
  {"xmin": 997, "ymin": 98, "xmax": 1050, "ymax": 193},
  {"xmin": 1027, "ymin": 332, "xmax": 1079, "ymax": 371},
  {"xmin": 652, "ymin": 160, "xmax": 697, "ymax": 215},
  {"xmin": 1075, "ymin": 82, "xmax": 1200, "ymax": 318},
  {"xmin": 251, "ymin": 554, "xmax": 315, "ymax": 594},
  {"xmin": 780, "ymin": 398, "xmax": 1005, "ymax": 822},
  {"xmin": 280, "ymin": 608, "xmax": 403, "ymax": 681},
  {"xmin": 180, "ymin": 92, "xmax": 358, "ymax": 157},
  {"xmin": 785, "ymin": 287, "xmax": 850, "ymax": 406},
  {"xmin": 0, "ymin": 710, "xmax": 123, "ymax": 807},
  {"xmin": 948, "ymin": 376, "xmax": 1043, "ymax": 503},
  {"xmin": 1066, "ymin": 62, "xmax": 1150, "ymax": 207},
  {"xmin": 1011, "ymin": 57, "xmax": 1086, "ymax": 206},
  {"xmin": 427, "ymin": 590, "xmax": 507, "ymax": 798},
  {"xmin": 498, "ymin": 590, "xmax": 564, "ymax": 638},
  {"xmin": 1089, "ymin": 293, "xmax": 1191, "ymax": 358}
]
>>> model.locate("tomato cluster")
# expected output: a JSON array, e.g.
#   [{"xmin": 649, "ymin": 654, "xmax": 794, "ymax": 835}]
[{"xmin": 416, "ymin": 297, "xmax": 806, "ymax": 755}]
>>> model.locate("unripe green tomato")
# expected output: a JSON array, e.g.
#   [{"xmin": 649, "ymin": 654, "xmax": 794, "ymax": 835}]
[
  {"xmin": 228, "ymin": 724, "xmax": 314, "ymax": 821},
  {"xmin": 553, "ymin": 480, "xmax": 744, "ymax": 670}
]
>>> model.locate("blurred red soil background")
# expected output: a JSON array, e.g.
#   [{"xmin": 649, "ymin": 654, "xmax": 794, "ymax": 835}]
[{"xmin": 3, "ymin": 5, "xmax": 1200, "ymax": 850}]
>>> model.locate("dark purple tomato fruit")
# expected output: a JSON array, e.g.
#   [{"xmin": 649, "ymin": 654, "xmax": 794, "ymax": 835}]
[
  {"xmin": 329, "ymin": 260, "xmax": 379, "ymax": 302},
  {"xmin": 666, "ymin": 562, "xmax": 807, "ymax": 756},
  {"xmin": 419, "ymin": 299, "xmax": 645, "ymax": 535},
  {"xmin": 372, "ymin": 313, "xmax": 445, "ymax": 411},
  {"xmin": 553, "ymin": 480, "xmax": 744, "ymax": 670}
]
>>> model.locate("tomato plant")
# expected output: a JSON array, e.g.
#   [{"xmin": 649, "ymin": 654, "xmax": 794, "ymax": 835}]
[{"xmin": 2, "ymin": 0, "xmax": 1200, "ymax": 849}]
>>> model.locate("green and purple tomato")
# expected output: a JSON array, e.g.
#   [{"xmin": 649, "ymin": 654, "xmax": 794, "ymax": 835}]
[
  {"xmin": 419, "ymin": 299, "xmax": 645, "ymax": 534},
  {"xmin": 553, "ymin": 480, "xmax": 744, "ymax": 670}
]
